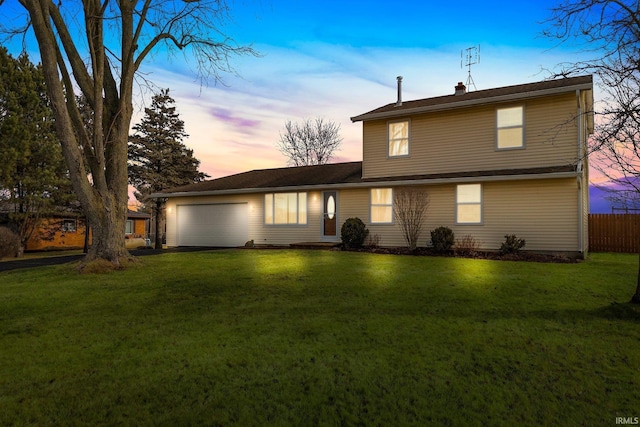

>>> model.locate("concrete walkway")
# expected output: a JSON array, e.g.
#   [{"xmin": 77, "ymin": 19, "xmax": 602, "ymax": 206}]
[{"xmin": 0, "ymin": 247, "xmax": 218, "ymax": 272}]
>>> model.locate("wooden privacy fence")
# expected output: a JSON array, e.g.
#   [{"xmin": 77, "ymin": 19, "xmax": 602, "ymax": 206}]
[{"xmin": 589, "ymin": 214, "xmax": 640, "ymax": 253}]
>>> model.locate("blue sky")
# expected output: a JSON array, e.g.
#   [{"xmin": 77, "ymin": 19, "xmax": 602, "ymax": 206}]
[
  {"xmin": 2, "ymin": 0, "xmax": 614, "ymax": 211},
  {"xmin": 232, "ymin": 1, "xmax": 557, "ymax": 48},
  {"xmin": 133, "ymin": 0, "xmax": 583, "ymax": 176}
]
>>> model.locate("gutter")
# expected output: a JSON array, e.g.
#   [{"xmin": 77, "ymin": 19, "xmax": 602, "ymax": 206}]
[
  {"xmin": 351, "ymin": 82, "xmax": 593, "ymax": 122},
  {"xmin": 153, "ymin": 170, "xmax": 580, "ymax": 199}
]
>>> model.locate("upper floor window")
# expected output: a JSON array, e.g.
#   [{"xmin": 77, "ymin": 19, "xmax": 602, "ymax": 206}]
[
  {"xmin": 456, "ymin": 184, "xmax": 482, "ymax": 224},
  {"xmin": 265, "ymin": 192, "xmax": 307, "ymax": 225},
  {"xmin": 496, "ymin": 106, "xmax": 524, "ymax": 149},
  {"xmin": 371, "ymin": 188, "xmax": 393, "ymax": 223},
  {"xmin": 388, "ymin": 120, "xmax": 409, "ymax": 157}
]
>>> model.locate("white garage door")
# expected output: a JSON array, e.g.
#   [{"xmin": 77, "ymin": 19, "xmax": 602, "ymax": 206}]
[{"xmin": 177, "ymin": 203, "xmax": 248, "ymax": 247}]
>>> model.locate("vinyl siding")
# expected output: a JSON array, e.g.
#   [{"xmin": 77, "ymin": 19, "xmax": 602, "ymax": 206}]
[
  {"xmin": 165, "ymin": 191, "xmax": 324, "ymax": 247},
  {"xmin": 166, "ymin": 179, "xmax": 580, "ymax": 253},
  {"xmin": 337, "ymin": 178, "xmax": 580, "ymax": 252},
  {"xmin": 467, "ymin": 178, "xmax": 579, "ymax": 252},
  {"xmin": 362, "ymin": 93, "xmax": 579, "ymax": 179},
  {"xmin": 422, "ymin": 179, "xmax": 579, "ymax": 252},
  {"xmin": 255, "ymin": 190, "xmax": 323, "ymax": 245}
]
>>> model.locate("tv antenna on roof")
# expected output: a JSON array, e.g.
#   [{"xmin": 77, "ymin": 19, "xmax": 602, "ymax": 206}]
[{"xmin": 461, "ymin": 45, "xmax": 480, "ymax": 91}]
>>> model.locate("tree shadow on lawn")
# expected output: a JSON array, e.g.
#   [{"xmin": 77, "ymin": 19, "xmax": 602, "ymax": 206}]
[
  {"xmin": 142, "ymin": 282, "xmax": 640, "ymax": 329},
  {"xmin": 523, "ymin": 302, "xmax": 640, "ymax": 324},
  {"xmin": 586, "ymin": 301, "xmax": 640, "ymax": 322}
]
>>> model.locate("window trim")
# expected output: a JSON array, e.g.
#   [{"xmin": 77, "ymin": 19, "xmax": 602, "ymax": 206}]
[
  {"xmin": 62, "ymin": 218, "xmax": 77, "ymax": 233},
  {"xmin": 387, "ymin": 119, "xmax": 410, "ymax": 158},
  {"xmin": 370, "ymin": 188, "xmax": 394, "ymax": 224},
  {"xmin": 455, "ymin": 184, "xmax": 483, "ymax": 225},
  {"xmin": 496, "ymin": 106, "xmax": 525, "ymax": 150},
  {"xmin": 264, "ymin": 192, "xmax": 308, "ymax": 226}
]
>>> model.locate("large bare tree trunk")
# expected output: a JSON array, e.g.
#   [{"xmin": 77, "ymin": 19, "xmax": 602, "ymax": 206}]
[
  {"xmin": 21, "ymin": 0, "xmax": 132, "ymax": 266},
  {"xmin": 15, "ymin": 0, "xmax": 255, "ymax": 267},
  {"xmin": 84, "ymin": 189, "xmax": 129, "ymax": 263}
]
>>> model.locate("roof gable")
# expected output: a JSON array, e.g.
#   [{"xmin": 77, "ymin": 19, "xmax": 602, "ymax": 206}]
[{"xmin": 351, "ymin": 75, "xmax": 593, "ymax": 122}]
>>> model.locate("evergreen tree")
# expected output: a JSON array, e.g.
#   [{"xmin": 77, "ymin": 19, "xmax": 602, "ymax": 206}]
[
  {"xmin": 0, "ymin": 47, "xmax": 74, "ymax": 255},
  {"xmin": 128, "ymin": 89, "xmax": 208, "ymax": 249},
  {"xmin": 9, "ymin": 0, "xmax": 255, "ymax": 267}
]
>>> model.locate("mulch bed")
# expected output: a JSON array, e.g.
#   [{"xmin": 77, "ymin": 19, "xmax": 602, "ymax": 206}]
[
  {"xmin": 343, "ymin": 246, "xmax": 581, "ymax": 263},
  {"xmin": 246, "ymin": 242, "xmax": 581, "ymax": 263}
]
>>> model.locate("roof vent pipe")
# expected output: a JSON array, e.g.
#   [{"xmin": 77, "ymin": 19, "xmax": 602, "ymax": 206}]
[{"xmin": 396, "ymin": 76, "xmax": 403, "ymax": 106}]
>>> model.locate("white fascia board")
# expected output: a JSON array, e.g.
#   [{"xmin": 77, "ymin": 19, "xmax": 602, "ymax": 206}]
[{"xmin": 156, "ymin": 171, "xmax": 579, "ymax": 199}]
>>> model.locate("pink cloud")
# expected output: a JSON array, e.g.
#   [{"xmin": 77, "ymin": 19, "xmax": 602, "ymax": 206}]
[{"xmin": 207, "ymin": 107, "xmax": 262, "ymax": 132}]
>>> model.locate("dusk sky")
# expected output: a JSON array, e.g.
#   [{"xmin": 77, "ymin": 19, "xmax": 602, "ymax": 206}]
[
  {"xmin": 1, "ymin": 0, "xmax": 614, "ymax": 210},
  {"xmin": 143, "ymin": 0, "xmax": 587, "ymax": 179}
]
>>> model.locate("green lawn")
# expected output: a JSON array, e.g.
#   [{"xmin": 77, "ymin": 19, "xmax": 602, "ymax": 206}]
[{"xmin": 1, "ymin": 250, "xmax": 638, "ymax": 425}]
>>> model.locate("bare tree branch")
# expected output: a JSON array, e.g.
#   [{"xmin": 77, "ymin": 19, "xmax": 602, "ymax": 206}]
[
  {"xmin": 393, "ymin": 187, "xmax": 430, "ymax": 251},
  {"xmin": 277, "ymin": 117, "xmax": 343, "ymax": 166},
  {"xmin": 5, "ymin": 0, "xmax": 258, "ymax": 266},
  {"xmin": 544, "ymin": 0, "xmax": 640, "ymax": 302}
]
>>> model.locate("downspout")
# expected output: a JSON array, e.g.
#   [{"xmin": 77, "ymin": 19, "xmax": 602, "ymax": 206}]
[{"xmin": 576, "ymin": 89, "xmax": 584, "ymax": 254}]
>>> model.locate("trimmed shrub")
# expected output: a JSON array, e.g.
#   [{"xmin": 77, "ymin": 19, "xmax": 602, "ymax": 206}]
[
  {"xmin": 499, "ymin": 234, "xmax": 526, "ymax": 254},
  {"xmin": 341, "ymin": 217, "xmax": 369, "ymax": 249},
  {"xmin": 430, "ymin": 226, "xmax": 455, "ymax": 253},
  {"xmin": 0, "ymin": 227, "xmax": 20, "ymax": 258},
  {"xmin": 454, "ymin": 234, "xmax": 480, "ymax": 257}
]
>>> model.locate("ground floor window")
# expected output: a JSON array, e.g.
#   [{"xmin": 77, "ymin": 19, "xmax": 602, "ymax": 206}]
[
  {"xmin": 62, "ymin": 218, "xmax": 77, "ymax": 232},
  {"xmin": 265, "ymin": 192, "xmax": 307, "ymax": 225},
  {"xmin": 125, "ymin": 219, "xmax": 134, "ymax": 234},
  {"xmin": 456, "ymin": 184, "xmax": 482, "ymax": 224},
  {"xmin": 371, "ymin": 188, "xmax": 393, "ymax": 224}
]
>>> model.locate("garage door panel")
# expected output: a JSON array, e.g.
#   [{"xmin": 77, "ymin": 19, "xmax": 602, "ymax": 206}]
[{"xmin": 177, "ymin": 204, "xmax": 248, "ymax": 247}]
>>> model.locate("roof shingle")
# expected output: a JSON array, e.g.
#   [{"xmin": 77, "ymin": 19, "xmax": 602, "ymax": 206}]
[
  {"xmin": 351, "ymin": 75, "xmax": 593, "ymax": 122},
  {"xmin": 162, "ymin": 161, "xmax": 363, "ymax": 194},
  {"xmin": 159, "ymin": 162, "xmax": 577, "ymax": 196}
]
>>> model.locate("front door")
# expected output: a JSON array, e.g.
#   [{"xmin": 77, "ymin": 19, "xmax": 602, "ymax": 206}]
[{"xmin": 323, "ymin": 191, "xmax": 337, "ymax": 240}]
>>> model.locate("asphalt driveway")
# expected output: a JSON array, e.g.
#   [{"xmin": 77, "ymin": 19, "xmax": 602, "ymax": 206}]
[{"xmin": 0, "ymin": 247, "xmax": 219, "ymax": 272}]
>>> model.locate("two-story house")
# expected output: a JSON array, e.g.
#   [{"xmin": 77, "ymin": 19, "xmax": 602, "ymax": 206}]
[{"xmin": 158, "ymin": 75, "xmax": 593, "ymax": 256}]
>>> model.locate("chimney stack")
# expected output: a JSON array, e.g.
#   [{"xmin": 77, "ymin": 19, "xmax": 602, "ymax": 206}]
[
  {"xmin": 455, "ymin": 82, "xmax": 466, "ymax": 96},
  {"xmin": 396, "ymin": 76, "xmax": 403, "ymax": 106}
]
